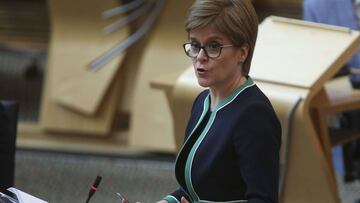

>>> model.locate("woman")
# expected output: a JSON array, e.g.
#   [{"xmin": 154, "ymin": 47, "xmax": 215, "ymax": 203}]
[
  {"xmin": 124, "ymin": 0, "xmax": 281, "ymax": 202},
  {"xmin": 162, "ymin": 0, "xmax": 281, "ymax": 202}
]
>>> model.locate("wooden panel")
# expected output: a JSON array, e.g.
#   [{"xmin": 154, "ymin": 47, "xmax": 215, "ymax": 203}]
[
  {"xmin": 251, "ymin": 81, "xmax": 339, "ymax": 203},
  {"xmin": 251, "ymin": 16, "xmax": 360, "ymax": 90},
  {"xmin": 40, "ymin": 0, "xmax": 128, "ymax": 134},
  {"xmin": 49, "ymin": 0, "xmax": 128, "ymax": 115},
  {"xmin": 129, "ymin": 0, "xmax": 193, "ymax": 152},
  {"xmin": 322, "ymin": 76, "xmax": 360, "ymax": 112},
  {"xmin": 281, "ymin": 103, "xmax": 339, "ymax": 203}
]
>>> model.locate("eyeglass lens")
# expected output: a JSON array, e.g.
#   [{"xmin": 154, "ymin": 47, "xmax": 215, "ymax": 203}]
[{"xmin": 184, "ymin": 43, "xmax": 222, "ymax": 58}]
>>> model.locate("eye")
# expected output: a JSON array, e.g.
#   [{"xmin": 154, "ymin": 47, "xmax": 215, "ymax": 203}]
[
  {"xmin": 190, "ymin": 42, "xmax": 200, "ymax": 49},
  {"xmin": 207, "ymin": 42, "xmax": 221, "ymax": 50}
]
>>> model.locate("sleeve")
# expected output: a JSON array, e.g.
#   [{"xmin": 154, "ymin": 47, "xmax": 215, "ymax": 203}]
[
  {"xmin": 233, "ymin": 103, "xmax": 281, "ymax": 203},
  {"xmin": 303, "ymin": 0, "xmax": 318, "ymax": 22},
  {"xmin": 163, "ymin": 188, "xmax": 190, "ymax": 203}
]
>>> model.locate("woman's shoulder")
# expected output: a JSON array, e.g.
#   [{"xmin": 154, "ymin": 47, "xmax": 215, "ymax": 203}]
[
  {"xmin": 232, "ymin": 85, "xmax": 279, "ymax": 121},
  {"xmin": 232, "ymin": 85, "xmax": 281, "ymax": 140},
  {"xmin": 239, "ymin": 84, "xmax": 272, "ymax": 105}
]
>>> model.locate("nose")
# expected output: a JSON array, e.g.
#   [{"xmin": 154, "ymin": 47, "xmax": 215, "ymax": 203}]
[{"xmin": 196, "ymin": 48, "xmax": 208, "ymax": 61}]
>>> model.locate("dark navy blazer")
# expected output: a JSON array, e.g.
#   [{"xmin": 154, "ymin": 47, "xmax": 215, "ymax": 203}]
[{"xmin": 164, "ymin": 77, "xmax": 281, "ymax": 203}]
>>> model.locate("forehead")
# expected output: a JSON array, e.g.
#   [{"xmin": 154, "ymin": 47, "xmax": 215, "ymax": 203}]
[{"xmin": 189, "ymin": 26, "xmax": 230, "ymax": 42}]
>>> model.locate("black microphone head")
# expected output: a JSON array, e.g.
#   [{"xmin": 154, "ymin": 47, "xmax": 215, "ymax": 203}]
[
  {"xmin": 93, "ymin": 176, "xmax": 102, "ymax": 188},
  {"xmin": 86, "ymin": 176, "xmax": 102, "ymax": 203}
]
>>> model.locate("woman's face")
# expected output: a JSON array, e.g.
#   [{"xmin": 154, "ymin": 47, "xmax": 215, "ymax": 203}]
[{"xmin": 189, "ymin": 26, "xmax": 247, "ymax": 89}]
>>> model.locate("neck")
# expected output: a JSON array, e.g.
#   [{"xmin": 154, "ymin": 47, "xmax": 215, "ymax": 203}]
[{"xmin": 209, "ymin": 75, "xmax": 246, "ymax": 110}]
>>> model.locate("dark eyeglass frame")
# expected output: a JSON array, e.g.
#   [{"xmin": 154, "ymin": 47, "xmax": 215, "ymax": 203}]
[{"xmin": 183, "ymin": 43, "xmax": 234, "ymax": 59}]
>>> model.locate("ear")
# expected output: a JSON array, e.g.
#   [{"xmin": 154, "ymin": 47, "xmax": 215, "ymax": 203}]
[{"xmin": 237, "ymin": 43, "xmax": 249, "ymax": 64}]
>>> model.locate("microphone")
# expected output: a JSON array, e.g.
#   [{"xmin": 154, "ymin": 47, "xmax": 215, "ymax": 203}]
[{"xmin": 85, "ymin": 175, "xmax": 102, "ymax": 203}]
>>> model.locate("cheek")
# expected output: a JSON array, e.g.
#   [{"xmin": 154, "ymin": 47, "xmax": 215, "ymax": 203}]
[
  {"xmin": 191, "ymin": 58, "xmax": 197, "ymax": 67},
  {"xmin": 213, "ymin": 58, "xmax": 229, "ymax": 71},
  {"xmin": 215, "ymin": 58, "xmax": 239, "ymax": 75}
]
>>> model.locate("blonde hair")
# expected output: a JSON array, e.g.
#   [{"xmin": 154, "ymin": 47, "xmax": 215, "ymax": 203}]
[{"xmin": 185, "ymin": 0, "xmax": 258, "ymax": 75}]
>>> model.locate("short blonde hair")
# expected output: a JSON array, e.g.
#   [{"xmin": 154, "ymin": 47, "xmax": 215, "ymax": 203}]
[{"xmin": 185, "ymin": 0, "xmax": 258, "ymax": 75}]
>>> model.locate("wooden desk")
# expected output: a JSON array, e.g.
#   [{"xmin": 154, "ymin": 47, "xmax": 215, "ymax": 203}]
[
  {"xmin": 150, "ymin": 68, "xmax": 203, "ymax": 150},
  {"xmin": 150, "ymin": 70, "xmax": 183, "ymax": 106},
  {"xmin": 311, "ymin": 76, "xmax": 360, "ymax": 146},
  {"xmin": 312, "ymin": 76, "xmax": 360, "ymax": 113},
  {"xmin": 310, "ymin": 76, "xmax": 360, "ymax": 180}
]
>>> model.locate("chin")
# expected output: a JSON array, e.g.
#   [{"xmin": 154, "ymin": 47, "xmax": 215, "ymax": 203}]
[{"xmin": 197, "ymin": 78, "xmax": 211, "ymax": 88}]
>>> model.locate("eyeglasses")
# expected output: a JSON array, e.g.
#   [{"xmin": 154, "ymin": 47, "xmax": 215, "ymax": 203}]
[{"xmin": 183, "ymin": 42, "xmax": 234, "ymax": 59}]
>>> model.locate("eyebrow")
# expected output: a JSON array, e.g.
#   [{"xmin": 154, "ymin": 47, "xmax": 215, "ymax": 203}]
[{"xmin": 189, "ymin": 36, "xmax": 225, "ymax": 43}]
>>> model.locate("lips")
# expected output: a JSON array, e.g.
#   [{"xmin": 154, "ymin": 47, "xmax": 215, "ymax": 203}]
[{"xmin": 197, "ymin": 68, "xmax": 206, "ymax": 73}]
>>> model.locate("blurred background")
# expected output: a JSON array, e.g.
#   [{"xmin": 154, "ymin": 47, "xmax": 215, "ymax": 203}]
[{"xmin": 0, "ymin": 0, "xmax": 360, "ymax": 202}]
